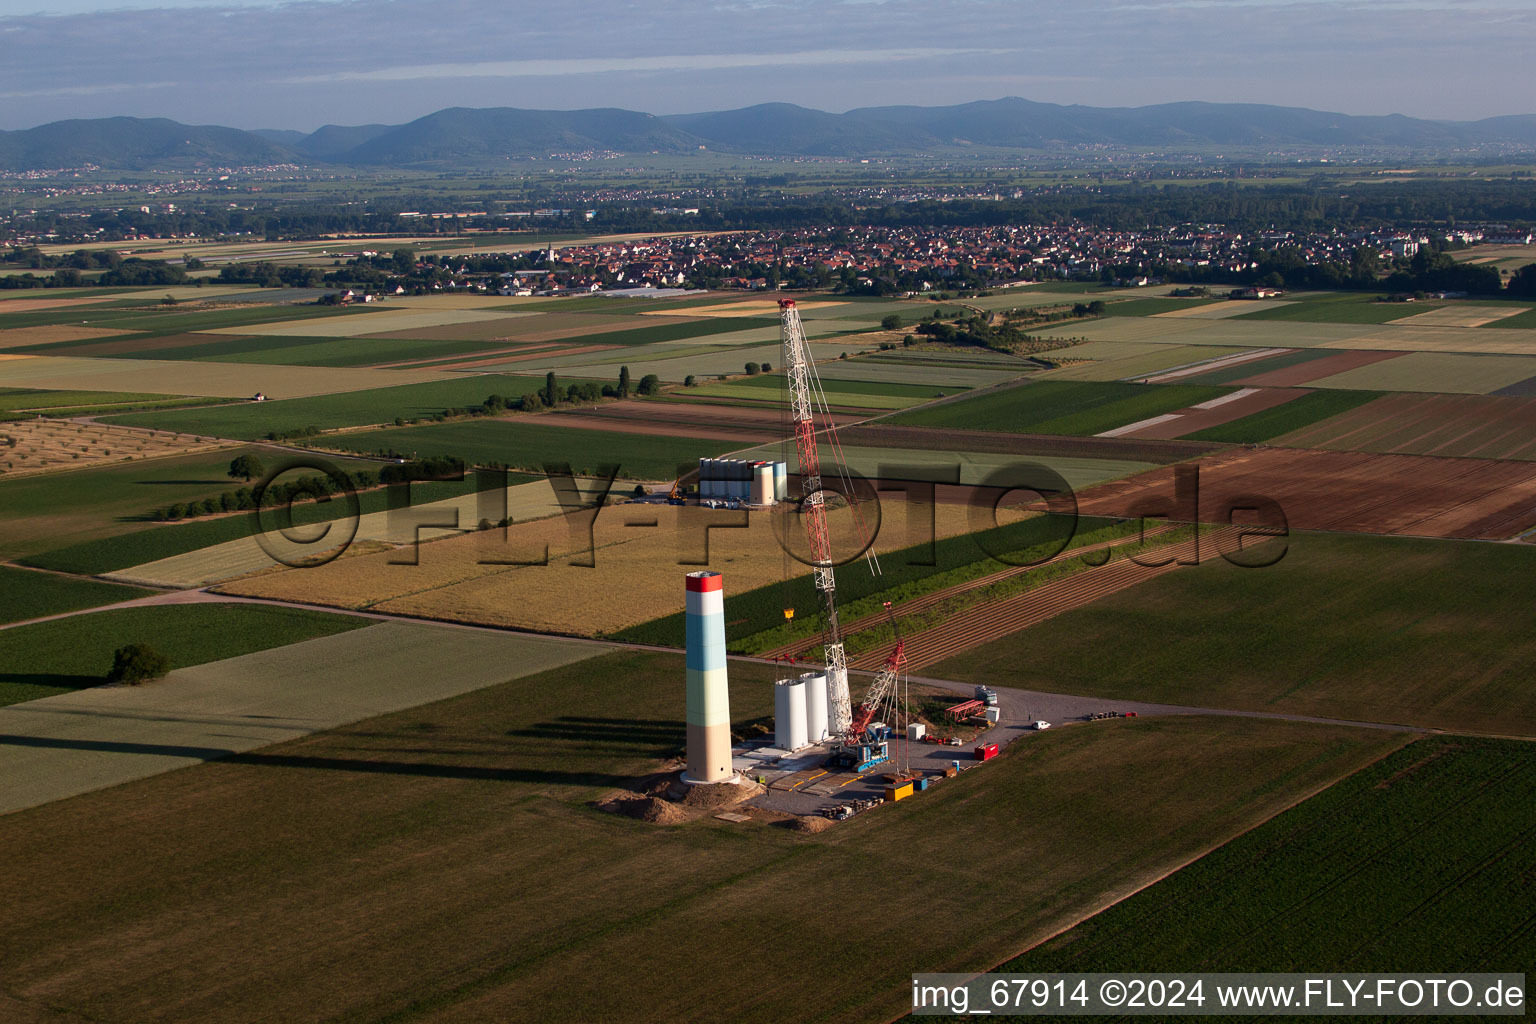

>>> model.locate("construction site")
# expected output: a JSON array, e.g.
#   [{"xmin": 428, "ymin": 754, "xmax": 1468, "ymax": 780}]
[{"xmin": 619, "ymin": 300, "xmax": 1135, "ymax": 827}]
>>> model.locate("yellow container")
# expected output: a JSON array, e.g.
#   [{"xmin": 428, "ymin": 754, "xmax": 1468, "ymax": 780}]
[{"xmin": 885, "ymin": 782, "xmax": 914, "ymax": 802}]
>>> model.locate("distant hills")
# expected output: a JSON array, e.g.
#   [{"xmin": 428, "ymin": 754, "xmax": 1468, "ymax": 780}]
[{"xmin": 5, "ymin": 99, "xmax": 1536, "ymax": 171}]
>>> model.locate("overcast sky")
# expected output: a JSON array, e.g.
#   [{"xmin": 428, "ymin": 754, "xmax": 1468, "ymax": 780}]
[{"xmin": 0, "ymin": 0, "xmax": 1531, "ymax": 131}]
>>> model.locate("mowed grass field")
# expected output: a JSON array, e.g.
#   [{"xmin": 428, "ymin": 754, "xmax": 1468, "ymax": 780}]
[
  {"xmin": 103, "ymin": 374, "xmax": 565, "ymax": 439},
  {"xmin": 888, "ymin": 380, "xmax": 1232, "ymax": 436},
  {"xmin": 0, "ymin": 565, "xmax": 153, "ymax": 626},
  {"xmin": 1006, "ymin": 736, "xmax": 1534, "ymax": 974},
  {"xmin": 936, "ymin": 532, "xmax": 1536, "ymax": 736},
  {"xmin": 0, "ymin": 649, "xmax": 1406, "ymax": 1023},
  {"xmin": 0, "ymin": 602, "xmax": 370, "ymax": 705}
]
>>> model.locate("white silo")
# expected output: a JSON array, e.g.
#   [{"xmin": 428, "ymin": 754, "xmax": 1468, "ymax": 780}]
[
  {"xmin": 774, "ymin": 677, "xmax": 809, "ymax": 751},
  {"xmin": 773, "ymin": 461, "xmax": 787, "ymax": 502},
  {"xmin": 751, "ymin": 462, "xmax": 773, "ymax": 506},
  {"xmin": 801, "ymin": 671, "xmax": 829, "ymax": 743}
]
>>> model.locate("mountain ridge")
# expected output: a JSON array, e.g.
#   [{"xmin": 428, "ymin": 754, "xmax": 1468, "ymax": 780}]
[{"xmin": 3, "ymin": 98, "xmax": 1534, "ymax": 170}]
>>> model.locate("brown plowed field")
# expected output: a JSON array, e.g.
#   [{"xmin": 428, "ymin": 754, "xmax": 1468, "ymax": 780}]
[
  {"xmin": 1272, "ymin": 392, "xmax": 1536, "ymax": 461},
  {"xmin": 873, "ymin": 556, "xmax": 1184, "ymax": 672},
  {"xmin": 1073, "ymin": 446, "xmax": 1536, "ymax": 540},
  {"xmin": 763, "ymin": 526, "xmax": 1176, "ymax": 661},
  {"xmin": 1118, "ymin": 387, "xmax": 1304, "ymax": 440},
  {"xmin": 1235, "ymin": 349, "xmax": 1404, "ymax": 387},
  {"xmin": 836, "ymin": 424, "xmax": 1220, "ymax": 464}
]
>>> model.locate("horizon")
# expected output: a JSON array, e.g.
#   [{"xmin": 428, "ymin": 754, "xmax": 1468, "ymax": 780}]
[
  {"xmin": 4, "ymin": 95, "xmax": 1534, "ymax": 137},
  {"xmin": 1, "ymin": 0, "xmax": 1533, "ymax": 132}
]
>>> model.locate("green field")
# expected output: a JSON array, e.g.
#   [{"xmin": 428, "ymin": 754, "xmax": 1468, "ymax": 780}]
[
  {"xmin": 0, "ymin": 648, "xmax": 1403, "ymax": 1023},
  {"xmin": 101, "ymin": 375, "xmax": 566, "ymax": 438},
  {"xmin": 314, "ymin": 418, "xmax": 738, "ymax": 480},
  {"xmin": 936, "ymin": 531, "xmax": 1536, "ymax": 736},
  {"xmin": 1480, "ymin": 307, "xmax": 1536, "ymax": 329},
  {"xmin": 1006, "ymin": 736, "xmax": 1534, "ymax": 973},
  {"xmin": 1179, "ymin": 389, "xmax": 1382, "ymax": 442},
  {"xmin": 22, "ymin": 473, "xmax": 522, "ymax": 576},
  {"xmin": 0, "ymin": 387, "xmax": 185, "ymax": 415},
  {"xmin": 888, "ymin": 380, "xmax": 1233, "ymax": 436},
  {"xmin": 1232, "ymin": 293, "xmax": 1447, "ymax": 325},
  {"xmin": 0, "ymin": 566, "xmax": 154, "ymax": 627},
  {"xmin": 0, "ymin": 602, "xmax": 371, "ymax": 705},
  {"xmin": 0, "ymin": 445, "xmax": 278, "ymax": 560},
  {"xmin": 1102, "ymin": 297, "xmax": 1221, "ymax": 316},
  {"xmin": 563, "ymin": 317, "xmax": 778, "ymax": 347}
]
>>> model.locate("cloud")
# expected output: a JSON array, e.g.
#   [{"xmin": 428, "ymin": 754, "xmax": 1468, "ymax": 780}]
[{"xmin": 0, "ymin": 0, "xmax": 1530, "ymax": 127}]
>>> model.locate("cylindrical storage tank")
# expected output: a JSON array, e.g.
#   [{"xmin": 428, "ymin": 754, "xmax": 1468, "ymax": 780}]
[
  {"xmin": 684, "ymin": 571, "xmax": 732, "ymax": 782},
  {"xmin": 775, "ymin": 677, "xmax": 809, "ymax": 752},
  {"xmin": 773, "ymin": 461, "xmax": 787, "ymax": 501},
  {"xmin": 801, "ymin": 671, "xmax": 828, "ymax": 743},
  {"xmin": 698, "ymin": 457, "xmax": 712, "ymax": 499},
  {"xmin": 751, "ymin": 462, "xmax": 772, "ymax": 505},
  {"xmin": 734, "ymin": 460, "xmax": 750, "ymax": 499}
]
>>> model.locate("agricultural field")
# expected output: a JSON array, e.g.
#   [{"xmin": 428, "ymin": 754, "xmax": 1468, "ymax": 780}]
[
  {"xmin": 1178, "ymin": 389, "xmax": 1383, "ymax": 443},
  {"xmin": 807, "ymin": 357, "xmax": 1027, "ymax": 389},
  {"xmin": 1040, "ymin": 344, "xmax": 1247, "ymax": 382},
  {"xmin": 1270, "ymin": 391, "xmax": 1536, "ymax": 460},
  {"xmin": 0, "ymin": 386, "xmax": 196, "ymax": 419},
  {"xmin": 1304, "ymin": 350, "xmax": 1536, "ymax": 393},
  {"xmin": 311, "ymin": 417, "xmax": 736, "ymax": 479},
  {"xmin": 24, "ymin": 473, "xmax": 511, "ymax": 578},
  {"xmin": 1005, "ymin": 736, "xmax": 1534, "ymax": 974},
  {"xmin": 0, "ymin": 353, "xmax": 459, "ymax": 399},
  {"xmin": 0, "ymin": 651, "xmax": 1404, "ymax": 1023},
  {"xmin": 1108, "ymin": 386, "xmax": 1307, "ymax": 440},
  {"xmin": 0, "ymin": 418, "xmax": 228, "ymax": 477},
  {"xmin": 682, "ymin": 373, "xmax": 954, "ymax": 410},
  {"xmin": 215, "ymin": 497, "xmax": 1015, "ymax": 636},
  {"xmin": 939, "ymin": 531, "xmax": 1536, "ymax": 735},
  {"xmin": 0, "ymin": 444, "xmax": 279, "ymax": 560},
  {"xmin": 102, "ymin": 373, "xmax": 564, "ymax": 439},
  {"xmin": 888, "ymin": 380, "xmax": 1233, "ymax": 436},
  {"xmin": 0, "ymin": 565, "xmax": 153, "ymax": 627},
  {"xmin": 0, "ymin": 602, "xmax": 370, "ymax": 706},
  {"xmin": 1073, "ymin": 445, "xmax": 1536, "ymax": 540},
  {"xmin": 1231, "ymin": 293, "xmax": 1451, "ymax": 324}
]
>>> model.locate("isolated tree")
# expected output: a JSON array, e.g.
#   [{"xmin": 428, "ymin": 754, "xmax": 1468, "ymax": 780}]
[
  {"xmin": 107, "ymin": 643, "xmax": 171, "ymax": 686},
  {"xmin": 745, "ymin": 361, "xmax": 761, "ymax": 375},
  {"xmin": 391, "ymin": 247, "xmax": 416, "ymax": 275},
  {"xmin": 683, "ymin": 374, "xmax": 697, "ymax": 387},
  {"xmin": 637, "ymin": 373, "xmax": 661, "ymax": 396},
  {"xmin": 543, "ymin": 371, "xmax": 559, "ymax": 407},
  {"xmin": 1087, "ymin": 300, "xmax": 1106, "ymax": 315},
  {"xmin": 228, "ymin": 453, "xmax": 265, "ymax": 482},
  {"xmin": 618, "ymin": 365, "xmax": 631, "ymax": 397},
  {"xmin": 760, "ymin": 361, "xmax": 772, "ymax": 372},
  {"xmin": 880, "ymin": 313, "xmax": 903, "ymax": 330}
]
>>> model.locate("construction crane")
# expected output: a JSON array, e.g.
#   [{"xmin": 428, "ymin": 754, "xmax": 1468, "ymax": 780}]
[
  {"xmin": 778, "ymin": 298, "xmax": 902, "ymax": 762},
  {"xmin": 779, "ymin": 297, "xmax": 854, "ymax": 736}
]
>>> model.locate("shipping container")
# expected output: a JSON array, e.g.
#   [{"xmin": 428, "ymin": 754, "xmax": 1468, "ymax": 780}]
[
  {"xmin": 885, "ymin": 782, "xmax": 913, "ymax": 802},
  {"xmin": 974, "ymin": 742, "xmax": 998, "ymax": 761}
]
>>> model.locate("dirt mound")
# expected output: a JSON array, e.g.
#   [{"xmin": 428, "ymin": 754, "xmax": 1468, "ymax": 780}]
[
  {"xmin": 677, "ymin": 779, "xmax": 763, "ymax": 809},
  {"xmin": 790, "ymin": 815, "xmax": 837, "ymax": 833},
  {"xmin": 593, "ymin": 792, "xmax": 690, "ymax": 825}
]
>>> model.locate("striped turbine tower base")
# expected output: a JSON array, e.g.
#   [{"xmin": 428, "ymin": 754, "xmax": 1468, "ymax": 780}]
[{"xmin": 684, "ymin": 571, "xmax": 732, "ymax": 783}]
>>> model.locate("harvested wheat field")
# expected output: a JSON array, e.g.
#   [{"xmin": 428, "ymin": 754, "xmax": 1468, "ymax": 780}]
[
  {"xmin": 0, "ymin": 326, "xmax": 136, "ymax": 349},
  {"xmin": 1387, "ymin": 305, "xmax": 1530, "ymax": 328},
  {"xmin": 1074, "ymin": 446, "xmax": 1536, "ymax": 540},
  {"xmin": 0, "ymin": 418, "xmax": 228, "ymax": 477},
  {"xmin": 1272, "ymin": 392, "xmax": 1536, "ymax": 461},
  {"xmin": 0, "ymin": 295, "xmax": 128, "ymax": 314},
  {"xmin": 1153, "ymin": 300, "xmax": 1297, "ymax": 320},
  {"xmin": 201, "ymin": 309, "xmax": 535, "ymax": 338},
  {"xmin": 218, "ymin": 499, "xmax": 1017, "ymax": 635}
]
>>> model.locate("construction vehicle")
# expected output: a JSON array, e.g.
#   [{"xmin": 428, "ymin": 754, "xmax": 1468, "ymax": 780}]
[
  {"xmin": 665, "ymin": 477, "xmax": 686, "ymax": 505},
  {"xmin": 828, "ymin": 722, "xmax": 891, "ymax": 773}
]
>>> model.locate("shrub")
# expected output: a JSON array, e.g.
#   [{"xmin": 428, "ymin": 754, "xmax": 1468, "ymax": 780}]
[{"xmin": 107, "ymin": 643, "xmax": 171, "ymax": 685}]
